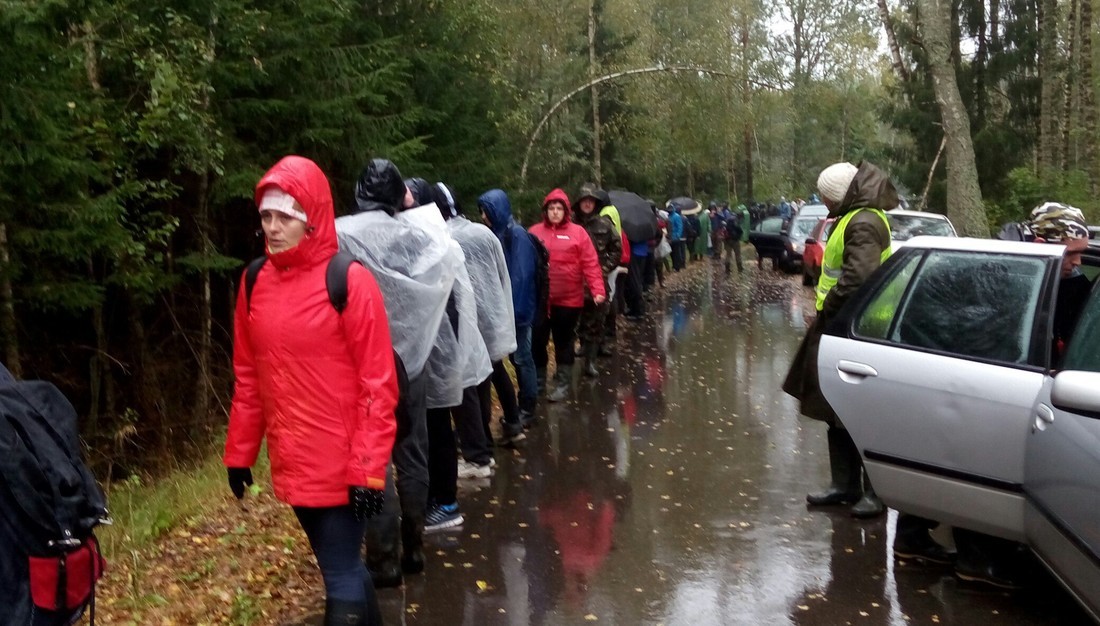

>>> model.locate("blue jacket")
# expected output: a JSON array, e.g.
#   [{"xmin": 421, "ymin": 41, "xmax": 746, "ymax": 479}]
[
  {"xmin": 478, "ymin": 189, "xmax": 538, "ymax": 328},
  {"xmin": 669, "ymin": 211, "xmax": 684, "ymax": 241}
]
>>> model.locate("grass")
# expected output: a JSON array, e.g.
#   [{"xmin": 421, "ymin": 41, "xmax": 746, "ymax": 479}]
[{"xmin": 98, "ymin": 443, "xmax": 270, "ymax": 558}]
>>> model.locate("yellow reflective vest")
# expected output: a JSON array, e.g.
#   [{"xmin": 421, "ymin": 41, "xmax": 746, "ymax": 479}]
[{"xmin": 815, "ymin": 208, "xmax": 892, "ymax": 312}]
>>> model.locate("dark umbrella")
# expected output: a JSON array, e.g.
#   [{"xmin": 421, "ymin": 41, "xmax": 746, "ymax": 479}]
[
  {"xmin": 608, "ymin": 190, "xmax": 659, "ymax": 242},
  {"xmin": 667, "ymin": 196, "xmax": 701, "ymax": 216}
]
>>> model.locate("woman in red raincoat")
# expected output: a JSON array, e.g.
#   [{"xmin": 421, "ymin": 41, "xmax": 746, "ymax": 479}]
[
  {"xmin": 528, "ymin": 188, "xmax": 605, "ymax": 402},
  {"xmin": 224, "ymin": 155, "xmax": 398, "ymax": 625}
]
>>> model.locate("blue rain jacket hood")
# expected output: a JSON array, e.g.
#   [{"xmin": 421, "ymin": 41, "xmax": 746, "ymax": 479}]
[{"xmin": 478, "ymin": 189, "xmax": 538, "ymax": 328}]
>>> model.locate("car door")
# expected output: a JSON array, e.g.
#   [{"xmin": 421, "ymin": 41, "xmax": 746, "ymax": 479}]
[
  {"xmin": 818, "ymin": 243, "xmax": 1061, "ymax": 541},
  {"xmin": 1024, "ymin": 275, "xmax": 1100, "ymax": 621}
]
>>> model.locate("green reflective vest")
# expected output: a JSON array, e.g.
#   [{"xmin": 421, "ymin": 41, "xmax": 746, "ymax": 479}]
[{"xmin": 815, "ymin": 208, "xmax": 892, "ymax": 312}]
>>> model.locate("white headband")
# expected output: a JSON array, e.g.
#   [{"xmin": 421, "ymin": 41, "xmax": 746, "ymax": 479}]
[{"xmin": 258, "ymin": 188, "xmax": 308, "ymax": 222}]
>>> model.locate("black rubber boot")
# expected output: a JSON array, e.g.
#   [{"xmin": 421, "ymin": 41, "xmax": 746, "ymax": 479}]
[
  {"xmin": 324, "ymin": 599, "xmax": 368, "ymax": 626},
  {"xmin": 807, "ymin": 426, "xmax": 861, "ymax": 506},
  {"xmin": 851, "ymin": 470, "xmax": 886, "ymax": 518},
  {"xmin": 400, "ymin": 510, "xmax": 425, "ymax": 575},
  {"xmin": 583, "ymin": 345, "xmax": 600, "ymax": 378},
  {"xmin": 547, "ymin": 369, "xmax": 570, "ymax": 402},
  {"xmin": 365, "ymin": 513, "xmax": 402, "ymax": 588}
]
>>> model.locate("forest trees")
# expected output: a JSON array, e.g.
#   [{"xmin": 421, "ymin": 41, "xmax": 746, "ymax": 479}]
[{"xmin": 2, "ymin": 0, "xmax": 1097, "ymax": 473}]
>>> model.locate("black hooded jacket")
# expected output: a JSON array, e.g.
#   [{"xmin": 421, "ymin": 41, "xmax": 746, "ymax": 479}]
[{"xmin": 354, "ymin": 159, "xmax": 406, "ymax": 215}]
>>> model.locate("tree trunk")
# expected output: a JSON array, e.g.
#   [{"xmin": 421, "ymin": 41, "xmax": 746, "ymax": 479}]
[
  {"xmin": 0, "ymin": 223, "xmax": 21, "ymax": 377},
  {"xmin": 740, "ymin": 14, "xmax": 754, "ymax": 200},
  {"xmin": 877, "ymin": 0, "xmax": 912, "ymax": 83},
  {"xmin": 974, "ymin": 0, "xmax": 988, "ymax": 128},
  {"xmin": 918, "ymin": 0, "xmax": 988, "ymax": 236},
  {"xmin": 1080, "ymin": 0, "xmax": 1098, "ymax": 193},
  {"xmin": 1061, "ymin": 0, "xmax": 1078, "ymax": 171},
  {"xmin": 194, "ymin": 172, "xmax": 213, "ymax": 428},
  {"xmin": 1038, "ymin": 0, "xmax": 1060, "ymax": 170},
  {"xmin": 588, "ymin": 0, "xmax": 602, "ymax": 186}
]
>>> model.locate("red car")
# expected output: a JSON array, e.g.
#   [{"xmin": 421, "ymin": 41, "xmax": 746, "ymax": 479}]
[{"xmin": 801, "ymin": 217, "xmax": 835, "ymax": 286}]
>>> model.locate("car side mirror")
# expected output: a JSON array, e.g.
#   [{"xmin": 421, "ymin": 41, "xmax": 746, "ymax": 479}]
[
  {"xmin": 805, "ymin": 237, "xmax": 816, "ymax": 245},
  {"xmin": 1051, "ymin": 371, "xmax": 1100, "ymax": 415},
  {"xmin": 780, "ymin": 230, "xmax": 789, "ymax": 236}
]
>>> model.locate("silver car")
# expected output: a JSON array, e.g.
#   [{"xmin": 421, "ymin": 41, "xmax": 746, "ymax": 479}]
[{"xmin": 816, "ymin": 236, "xmax": 1100, "ymax": 620}]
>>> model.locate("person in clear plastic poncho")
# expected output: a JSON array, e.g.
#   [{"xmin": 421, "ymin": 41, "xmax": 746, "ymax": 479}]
[
  {"xmin": 403, "ymin": 178, "xmax": 495, "ymax": 536},
  {"xmin": 334, "ymin": 158, "xmax": 454, "ymax": 588},
  {"xmin": 432, "ymin": 181, "xmax": 524, "ymax": 448}
]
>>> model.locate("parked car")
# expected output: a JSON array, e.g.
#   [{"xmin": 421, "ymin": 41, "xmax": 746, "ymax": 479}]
[
  {"xmin": 801, "ymin": 217, "xmax": 835, "ymax": 286},
  {"xmin": 748, "ymin": 215, "xmax": 822, "ymax": 273},
  {"xmin": 797, "ymin": 203, "xmax": 829, "ymax": 220},
  {"xmin": 886, "ymin": 210, "xmax": 957, "ymax": 251},
  {"xmin": 817, "ymin": 236, "xmax": 1100, "ymax": 621}
]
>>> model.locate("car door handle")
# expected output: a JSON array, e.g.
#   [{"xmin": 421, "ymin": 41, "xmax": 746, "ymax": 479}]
[
  {"xmin": 1033, "ymin": 404, "xmax": 1055, "ymax": 432},
  {"xmin": 837, "ymin": 360, "xmax": 878, "ymax": 381}
]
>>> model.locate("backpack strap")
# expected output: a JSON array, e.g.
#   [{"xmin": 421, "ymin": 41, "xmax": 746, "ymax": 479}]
[
  {"xmin": 244, "ymin": 256, "xmax": 267, "ymax": 314},
  {"xmin": 325, "ymin": 251, "xmax": 359, "ymax": 314},
  {"xmin": 245, "ymin": 252, "xmax": 360, "ymax": 314}
]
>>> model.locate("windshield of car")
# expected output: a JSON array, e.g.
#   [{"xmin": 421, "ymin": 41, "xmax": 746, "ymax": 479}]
[
  {"xmin": 789, "ymin": 217, "xmax": 819, "ymax": 239},
  {"xmin": 888, "ymin": 214, "xmax": 956, "ymax": 241},
  {"xmin": 1062, "ymin": 282, "xmax": 1100, "ymax": 372}
]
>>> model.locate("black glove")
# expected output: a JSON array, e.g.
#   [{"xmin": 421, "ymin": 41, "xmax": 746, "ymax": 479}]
[
  {"xmin": 227, "ymin": 467, "xmax": 253, "ymax": 500},
  {"xmin": 349, "ymin": 486, "xmax": 385, "ymax": 521}
]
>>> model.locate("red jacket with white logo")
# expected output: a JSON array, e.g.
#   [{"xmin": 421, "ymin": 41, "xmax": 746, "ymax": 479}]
[
  {"xmin": 225, "ymin": 156, "xmax": 398, "ymax": 506},
  {"xmin": 528, "ymin": 188, "xmax": 606, "ymax": 308}
]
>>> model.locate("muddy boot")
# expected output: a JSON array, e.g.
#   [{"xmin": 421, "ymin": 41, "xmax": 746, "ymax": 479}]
[
  {"xmin": 400, "ymin": 510, "xmax": 425, "ymax": 575},
  {"xmin": 806, "ymin": 426, "xmax": 861, "ymax": 506},
  {"xmin": 583, "ymin": 345, "xmax": 600, "ymax": 378},
  {"xmin": 536, "ymin": 368, "xmax": 547, "ymax": 396},
  {"xmin": 851, "ymin": 470, "xmax": 886, "ymax": 518},
  {"xmin": 547, "ymin": 369, "xmax": 570, "ymax": 403},
  {"xmin": 324, "ymin": 599, "xmax": 368, "ymax": 625},
  {"xmin": 365, "ymin": 513, "xmax": 402, "ymax": 588}
]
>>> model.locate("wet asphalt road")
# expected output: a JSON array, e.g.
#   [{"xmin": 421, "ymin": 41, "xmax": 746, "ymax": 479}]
[{"xmin": 295, "ymin": 261, "xmax": 1092, "ymax": 625}]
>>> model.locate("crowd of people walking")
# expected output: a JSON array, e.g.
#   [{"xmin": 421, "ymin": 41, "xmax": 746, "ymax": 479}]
[{"xmin": 224, "ymin": 155, "xmax": 746, "ymax": 625}]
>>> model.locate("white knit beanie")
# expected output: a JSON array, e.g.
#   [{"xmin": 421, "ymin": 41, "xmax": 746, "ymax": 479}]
[{"xmin": 817, "ymin": 162, "xmax": 858, "ymax": 204}]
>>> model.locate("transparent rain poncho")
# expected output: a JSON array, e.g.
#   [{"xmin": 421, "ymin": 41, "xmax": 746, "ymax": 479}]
[
  {"xmin": 446, "ymin": 217, "xmax": 517, "ymax": 362},
  {"xmin": 400, "ymin": 205, "xmax": 492, "ymax": 408},
  {"xmin": 335, "ymin": 210, "xmax": 455, "ymax": 381}
]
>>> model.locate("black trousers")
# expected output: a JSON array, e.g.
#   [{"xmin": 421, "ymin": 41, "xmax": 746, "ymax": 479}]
[
  {"xmin": 533, "ymin": 305, "xmax": 583, "ymax": 370},
  {"xmin": 488, "ymin": 359, "xmax": 519, "ymax": 431},
  {"xmin": 624, "ymin": 254, "xmax": 646, "ymax": 315}
]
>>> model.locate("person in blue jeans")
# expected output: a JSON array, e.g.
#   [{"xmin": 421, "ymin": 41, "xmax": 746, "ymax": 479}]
[{"xmin": 478, "ymin": 189, "xmax": 540, "ymax": 427}]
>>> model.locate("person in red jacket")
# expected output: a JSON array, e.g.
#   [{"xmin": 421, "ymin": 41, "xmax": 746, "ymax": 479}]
[
  {"xmin": 224, "ymin": 156, "xmax": 399, "ymax": 625},
  {"xmin": 529, "ymin": 188, "xmax": 606, "ymax": 402}
]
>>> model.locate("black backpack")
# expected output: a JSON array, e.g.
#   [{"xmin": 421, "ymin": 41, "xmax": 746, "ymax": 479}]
[
  {"xmin": 527, "ymin": 233, "xmax": 552, "ymax": 328},
  {"xmin": 686, "ymin": 215, "xmax": 700, "ymax": 238},
  {"xmin": 0, "ymin": 362, "xmax": 108, "ymax": 624},
  {"xmin": 244, "ymin": 251, "xmax": 359, "ymax": 313},
  {"xmin": 995, "ymin": 221, "xmax": 1034, "ymax": 242}
]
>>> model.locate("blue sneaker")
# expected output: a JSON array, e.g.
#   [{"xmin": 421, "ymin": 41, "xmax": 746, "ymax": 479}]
[{"xmin": 424, "ymin": 502, "xmax": 463, "ymax": 533}]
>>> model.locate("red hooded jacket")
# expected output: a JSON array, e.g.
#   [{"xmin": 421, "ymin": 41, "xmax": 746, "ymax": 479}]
[
  {"xmin": 528, "ymin": 188, "xmax": 606, "ymax": 308},
  {"xmin": 225, "ymin": 156, "xmax": 398, "ymax": 506}
]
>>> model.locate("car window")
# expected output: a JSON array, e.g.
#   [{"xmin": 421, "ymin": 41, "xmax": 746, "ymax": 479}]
[
  {"xmin": 855, "ymin": 255, "xmax": 920, "ymax": 339},
  {"xmin": 790, "ymin": 218, "xmax": 819, "ymax": 238},
  {"xmin": 855, "ymin": 251, "xmax": 1047, "ymax": 364},
  {"xmin": 888, "ymin": 214, "xmax": 956, "ymax": 240},
  {"xmin": 1062, "ymin": 282, "xmax": 1100, "ymax": 372}
]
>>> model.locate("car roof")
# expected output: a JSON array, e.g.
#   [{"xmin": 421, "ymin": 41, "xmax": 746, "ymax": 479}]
[
  {"xmin": 887, "ymin": 209, "xmax": 950, "ymax": 220},
  {"xmin": 903, "ymin": 236, "xmax": 1066, "ymax": 257}
]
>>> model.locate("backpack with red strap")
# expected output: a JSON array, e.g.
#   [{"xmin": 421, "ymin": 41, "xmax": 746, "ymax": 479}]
[{"xmin": 0, "ymin": 362, "xmax": 109, "ymax": 625}]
